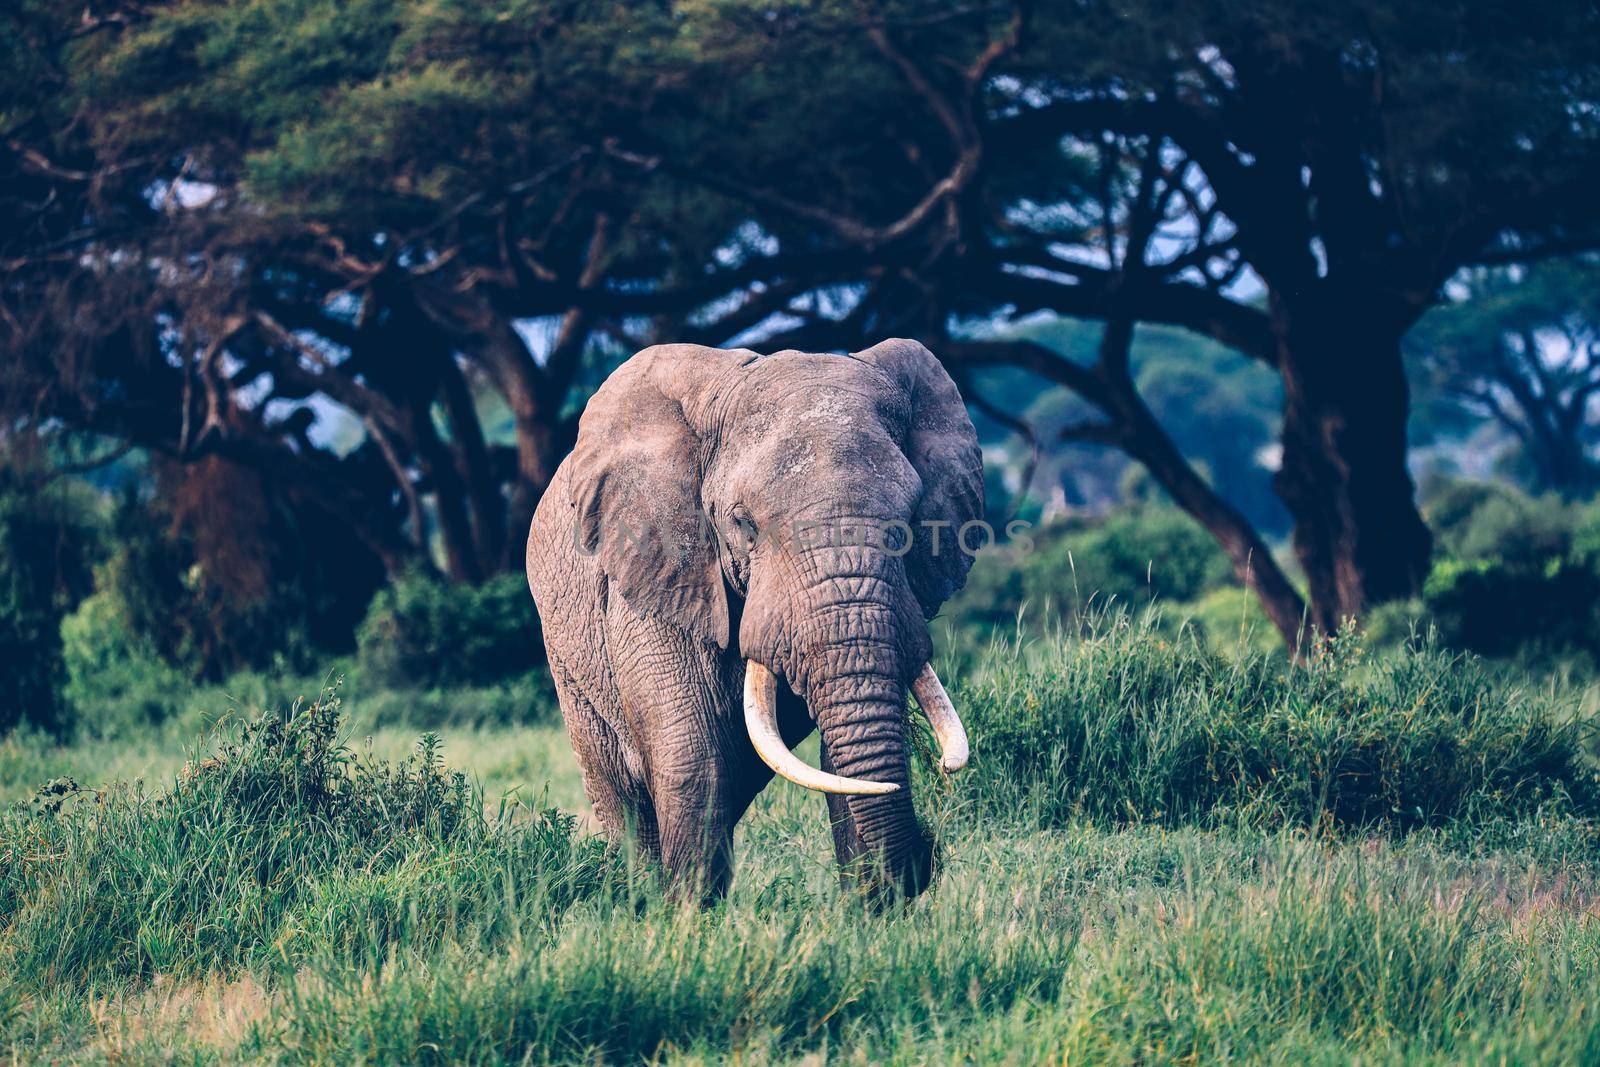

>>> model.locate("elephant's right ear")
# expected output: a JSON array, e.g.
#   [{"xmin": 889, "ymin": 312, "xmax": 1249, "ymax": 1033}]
[{"xmin": 566, "ymin": 345, "xmax": 747, "ymax": 649}]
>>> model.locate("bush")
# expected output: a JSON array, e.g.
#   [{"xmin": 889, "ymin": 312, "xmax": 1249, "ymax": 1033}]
[
  {"xmin": 957, "ymin": 614, "xmax": 1600, "ymax": 833},
  {"xmin": 57, "ymin": 588, "xmax": 193, "ymax": 735},
  {"xmin": 354, "ymin": 673, "xmax": 560, "ymax": 730},
  {"xmin": 1063, "ymin": 505, "xmax": 1234, "ymax": 606},
  {"xmin": 0, "ymin": 686, "xmax": 612, "ymax": 989},
  {"xmin": 357, "ymin": 572, "xmax": 543, "ymax": 689},
  {"xmin": 0, "ymin": 482, "xmax": 98, "ymax": 735},
  {"xmin": 1172, "ymin": 585, "xmax": 1283, "ymax": 656},
  {"xmin": 943, "ymin": 505, "xmax": 1235, "ymax": 659},
  {"xmin": 1422, "ymin": 556, "xmax": 1600, "ymax": 661},
  {"xmin": 1388, "ymin": 480, "xmax": 1600, "ymax": 670},
  {"xmin": 1426, "ymin": 480, "xmax": 1578, "ymax": 568}
]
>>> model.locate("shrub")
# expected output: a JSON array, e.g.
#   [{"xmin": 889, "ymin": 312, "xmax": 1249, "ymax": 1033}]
[
  {"xmin": 353, "ymin": 673, "xmax": 560, "ymax": 730},
  {"xmin": 1172, "ymin": 585, "xmax": 1283, "ymax": 655},
  {"xmin": 0, "ymin": 482, "xmax": 98, "ymax": 735},
  {"xmin": 1388, "ymin": 480, "xmax": 1600, "ymax": 669},
  {"xmin": 1426, "ymin": 480, "xmax": 1578, "ymax": 568},
  {"xmin": 957, "ymin": 614, "xmax": 1600, "ymax": 833},
  {"xmin": 57, "ymin": 588, "xmax": 192, "ymax": 735},
  {"xmin": 357, "ymin": 572, "xmax": 543, "ymax": 689},
  {"xmin": 1062, "ymin": 505, "xmax": 1234, "ymax": 605},
  {"xmin": 1422, "ymin": 556, "xmax": 1600, "ymax": 661},
  {"xmin": 0, "ymin": 686, "xmax": 612, "ymax": 988},
  {"xmin": 944, "ymin": 505, "xmax": 1234, "ymax": 657}
]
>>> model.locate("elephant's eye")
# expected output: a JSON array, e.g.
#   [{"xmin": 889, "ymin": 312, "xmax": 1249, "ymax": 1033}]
[{"xmin": 730, "ymin": 509, "xmax": 758, "ymax": 549}]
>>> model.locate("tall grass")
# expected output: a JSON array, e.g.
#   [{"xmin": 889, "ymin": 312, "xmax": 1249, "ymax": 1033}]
[
  {"xmin": 0, "ymin": 688, "xmax": 613, "ymax": 992},
  {"xmin": 4, "ymin": 617, "xmax": 1600, "ymax": 1063},
  {"xmin": 261, "ymin": 838, "xmax": 1600, "ymax": 1064},
  {"xmin": 956, "ymin": 614, "xmax": 1600, "ymax": 834}
]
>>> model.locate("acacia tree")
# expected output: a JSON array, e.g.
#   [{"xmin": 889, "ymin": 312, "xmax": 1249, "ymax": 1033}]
[
  {"xmin": 599, "ymin": 0, "xmax": 1600, "ymax": 637},
  {"xmin": 5, "ymin": 0, "xmax": 1600, "ymax": 647},
  {"xmin": 1411, "ymin": 260, "xmax": 1600, "ymax": 497},
  {"xmin": 4, "ymin": 0, "xmax": 731, "ymax": 582}
]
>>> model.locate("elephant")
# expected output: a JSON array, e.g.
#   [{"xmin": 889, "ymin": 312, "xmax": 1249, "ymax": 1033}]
[{"xmin": 525, "ymin": 338, "xmax": 982, "ymax": 900}]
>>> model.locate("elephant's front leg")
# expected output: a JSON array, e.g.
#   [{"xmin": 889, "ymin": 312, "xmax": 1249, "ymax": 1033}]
[
  {"xmin": 650, "ymin": 727, "xmax": 739, "ymax": 901},
  {"xmin": 609, "ymin": 606, "xmax": 747, "ymax": 900}
]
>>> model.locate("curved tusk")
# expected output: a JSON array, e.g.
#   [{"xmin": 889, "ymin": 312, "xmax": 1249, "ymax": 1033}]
[
  {"xmin": 743, "ymin": 661, "xmax": 900, "ymax": 796},
  {"xmin": 911, "ymin": 663, "xmax": 969, "ymax": 773}
]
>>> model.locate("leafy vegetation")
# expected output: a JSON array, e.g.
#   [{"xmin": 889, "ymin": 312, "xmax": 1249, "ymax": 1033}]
[
  {"xmin": 1368, "ymin": 481, "xmax": 1600, "ymax": 669},
  {"xmin": 0, "ymin": 687, "xmax": 612, "ymax": 993},
  {"xmin": 3, "ymin": 620, "xmax": 1600, "ymax": 1063},
  {"xmin": 960, "ymin": 616, "xmax": 1599, "ymax": 833},
  {"xmin": 356, "ymin": 571, "xmax": 543, "ymax": 689},
  {"xmin": 940, "ymin": 502, "xmax": 1239, "ymax": 662}
]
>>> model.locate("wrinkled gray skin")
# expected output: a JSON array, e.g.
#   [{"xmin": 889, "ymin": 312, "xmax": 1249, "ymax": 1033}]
[{"xmin": 526, "ymin": 339, "xmax": 982, "ymax": 900}]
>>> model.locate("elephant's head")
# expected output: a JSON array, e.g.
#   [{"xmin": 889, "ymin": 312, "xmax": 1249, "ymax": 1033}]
[{"xmin": 566, "ymin": 339, "xmax": 983, "ymax": 897}]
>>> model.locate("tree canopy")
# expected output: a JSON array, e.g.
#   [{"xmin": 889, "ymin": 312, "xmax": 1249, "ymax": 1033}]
[{"xmin": 5, "ymin": 0, "xmax": 1599, "ymax": 646}]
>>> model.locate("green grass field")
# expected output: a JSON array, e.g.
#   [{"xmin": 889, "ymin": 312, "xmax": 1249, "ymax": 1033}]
[{"xmin": 5, "ymin": 618, "xmax": 1600, "ymax": 1064}]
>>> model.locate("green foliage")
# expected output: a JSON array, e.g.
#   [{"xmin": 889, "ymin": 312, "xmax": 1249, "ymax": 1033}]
[
  {"xmin": 1396, "ymin": 480, "xmax": 1600, "ymax": 667},
  {"xmin": 59, "ymin": 487, "xmax": 304, "ymax": 684},
  {"xmin": 352, "ymin": 673, "xmax": 560, "ymax": 730},
  {"xmin": 1427, "ymin": 480, "xmax": 1580, "ymax": 567},
  {"xmin": 57, "ymin": 589, "xmax": 189, "ymax": 736},
  {"xmin": 52, "ymin": 488, "xmax": 312, "ymax": 732},
  {"xmin": 0, "ymin": 481, "xmax": 98, "ymax": 735},
  {"xmin": 959, "ymin": 615, "xmax": 1599, "ymax": 833},
  {"xmin": 356, "ymin": 571, "xmax": 543, "ymax": 689},
  {"xmin": 1173, "ymin": 584, "xmax": 1283, "ymax": 656},
  {"xmin": 5, "ymin": 621, "xmax": 1600, "ymax": 1060},
  {"xmin": 943, "ymin": 505, "xmax": 1237, "ymax": 662},
  {"xmin": 0, "ymin": 686, "xmax": 612, "ymax": 991},
  {"xmin": 1422, "ymin": 556, "xmax": 1600, "ymax": 661},
  {"xmin": 1063, "ymin": 506, "xmax": 1235, "ymax": 605}
]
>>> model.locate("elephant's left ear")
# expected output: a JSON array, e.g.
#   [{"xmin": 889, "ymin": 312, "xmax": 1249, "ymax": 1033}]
[{"xmin": 853, "ymin": 339, "xmax": 985, "ymax": 618}]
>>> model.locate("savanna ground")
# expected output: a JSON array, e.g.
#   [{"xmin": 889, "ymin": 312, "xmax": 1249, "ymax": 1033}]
[{"xmin": 6, "ymin": 612, "xmax": 1600, "ymax": 1065}]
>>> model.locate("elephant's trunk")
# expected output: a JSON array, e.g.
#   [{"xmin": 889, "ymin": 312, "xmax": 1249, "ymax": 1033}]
[
  {"xmin": 741, "ymin": 539, "xmax": 947, "ymax": 897},
  {"xmin": 810, "ymin": 671, "xmax": 931, "ymax": 898}
]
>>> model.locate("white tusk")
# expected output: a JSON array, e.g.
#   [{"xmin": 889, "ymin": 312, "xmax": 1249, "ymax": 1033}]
[
  {"xmin": 911, "ymin": 663, "xmax": 969, "ymax": 773},
  {"xmin": 743, "ymin": 661, "xmax": 900, "ymax": 796}
]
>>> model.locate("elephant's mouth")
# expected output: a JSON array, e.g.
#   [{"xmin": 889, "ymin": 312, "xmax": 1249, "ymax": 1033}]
[{"xmin": 741, "ymin": 659, "xmax": 969, "ymax": 794}]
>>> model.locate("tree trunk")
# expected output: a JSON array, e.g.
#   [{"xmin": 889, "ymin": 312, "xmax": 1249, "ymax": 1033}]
[
  {"xmin": 410, "ymin": 395, "xmax": 486, "ymax": 584},
  {"xmin": 496, "ymin": 352, "xmax": 565, "ymax": 572},
  {"xmin": 1102, "ymin": 374, "xmax": 1308, "ymax": 651},
  {"xmin": 436, "ymin": 352, "xmax": 506, "ymax": 570},
  {"xmin": 1273, "ymin": 307, "xmax": 1432, "ymax": 632},
  {"xmin": 1528, "ymin": 400, "xmax": 1596, "ymax": 499}
]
